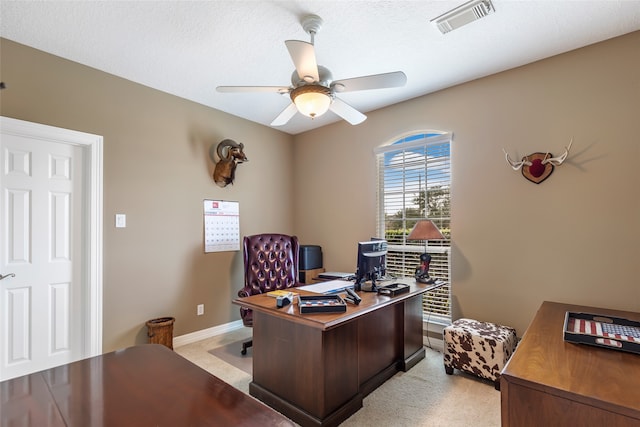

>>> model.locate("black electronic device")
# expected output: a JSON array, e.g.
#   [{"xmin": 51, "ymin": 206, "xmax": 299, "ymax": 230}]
[
  {"xmin": 299, "ymin": 245, "xmax": 323, "ymax": 270},
  {"xmin": 377, "ymin": 282, "xmax": 410, "ymax": 297},
  {"xmin": 354, "ymin": 239, "xmax": 388, "ymax": 292},
  {"xmin": 344, "ymin": 287, "xmax": 362, "ymax": 305},
  {"xmin": 276, "ymin": 294, "xmax": 292, "ymax": 308}
]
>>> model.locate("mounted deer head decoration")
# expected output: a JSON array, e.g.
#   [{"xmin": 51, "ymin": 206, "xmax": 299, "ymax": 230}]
[
  {"xmin": 502, "ymin": 138, "xmax": 573, "ymax": 184},
  {"xmin": 213, "ymin": 139, "xmax": 248, "ymax": 187}
]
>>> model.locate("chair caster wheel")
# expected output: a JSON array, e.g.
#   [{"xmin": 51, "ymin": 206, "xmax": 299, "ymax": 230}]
[{"xmin": 241, "ymin": 349, "xmax": 247, "ymax": 355}]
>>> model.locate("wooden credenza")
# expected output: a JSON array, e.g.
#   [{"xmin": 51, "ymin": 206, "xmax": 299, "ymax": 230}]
[{"xmin": 501, "ymin": 301, "xmax": 640, "ymax": 426}]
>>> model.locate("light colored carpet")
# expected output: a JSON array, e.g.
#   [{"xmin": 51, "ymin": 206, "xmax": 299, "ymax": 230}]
[
  {"xmin": 175, "ymin": 328, "xmax": 500, "ymax": 426},
  {"xmin": 208, "ymin": 339, "xmax": 252, "ymax": 375}
]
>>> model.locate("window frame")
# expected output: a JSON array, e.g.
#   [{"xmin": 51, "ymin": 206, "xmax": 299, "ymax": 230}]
[{"xmin": 374, "ymin": 132, "xmax": 452, "ymax": 324}]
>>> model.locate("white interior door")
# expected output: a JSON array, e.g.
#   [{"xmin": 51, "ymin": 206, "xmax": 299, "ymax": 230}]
[{"xmin": 0, "ymin": 117, "xmax": 103, "ymax": 381}]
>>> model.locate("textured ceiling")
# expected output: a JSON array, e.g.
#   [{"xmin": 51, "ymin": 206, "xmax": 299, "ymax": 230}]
[{"xmin": 1, "ymin": 1, "xmax": 639, "ymax": 134}]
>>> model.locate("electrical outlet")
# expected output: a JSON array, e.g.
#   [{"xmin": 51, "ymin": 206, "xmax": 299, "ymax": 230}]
[{"xmin": 197, "ymin": 304, "xmax": 204, "ymax": 316}]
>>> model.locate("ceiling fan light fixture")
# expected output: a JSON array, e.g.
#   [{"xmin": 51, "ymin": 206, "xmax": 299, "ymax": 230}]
[
  {"xmin": 431, "ymin": 0, "xmax": 495, "ymax": 34},
  {"xmin": 290, "ymin": 85, "xmax": 332, "ymax": 119}
]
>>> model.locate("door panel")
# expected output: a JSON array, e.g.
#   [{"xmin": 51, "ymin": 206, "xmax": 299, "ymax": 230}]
[
  {"xmin": 1, "ymin": 126, "xmax": 87, "ymax": 380},
  {"xmin": 7, "ymin": 189, "xmax": 30, "ymax": 263},
  {"xmin": 7, "ymin": 287, "xmax": 29, "ymax": 362}
]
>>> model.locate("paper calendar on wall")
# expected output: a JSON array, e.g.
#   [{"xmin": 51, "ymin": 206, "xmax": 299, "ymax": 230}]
[{"xmin": 203, "ymin": 200, "xmax": 240, "ymax": 253}]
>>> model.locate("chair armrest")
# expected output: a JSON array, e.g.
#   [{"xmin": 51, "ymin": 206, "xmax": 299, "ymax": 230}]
[{"xmin": 238, "ymin": 288, "xmax": 252, "ymax": 298}]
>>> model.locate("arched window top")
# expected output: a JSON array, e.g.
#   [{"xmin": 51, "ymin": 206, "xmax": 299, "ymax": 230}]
[{"xmin": 375, "ymin": 131, "xmax": 451, "ymax": 154}]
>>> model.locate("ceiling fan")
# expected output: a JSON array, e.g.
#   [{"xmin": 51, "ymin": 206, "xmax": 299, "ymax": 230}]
[{"xmin": 216, "ymin": 15, "xmax": 407, "ymax": 127}]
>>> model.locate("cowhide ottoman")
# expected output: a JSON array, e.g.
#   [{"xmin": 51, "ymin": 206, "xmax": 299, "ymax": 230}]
[{"xmin": 443, "ymin": 318, "xmax": 517, "ymax": 390}]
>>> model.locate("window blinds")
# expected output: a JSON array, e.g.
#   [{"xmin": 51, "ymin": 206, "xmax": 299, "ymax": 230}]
[{"xmin": 375, "ymin": 132, "xmax": 452, "ymax": 321}]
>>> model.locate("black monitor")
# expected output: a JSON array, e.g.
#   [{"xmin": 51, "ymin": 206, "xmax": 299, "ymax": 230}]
[{"xmin": 354, "ymin": 239, "xmax": 388, "ymax": 292}]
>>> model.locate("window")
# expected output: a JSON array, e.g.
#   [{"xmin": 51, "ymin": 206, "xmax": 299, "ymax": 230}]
[{"xmin": 375, "ymin": 132, "xmax": 451, "ymax": 323}]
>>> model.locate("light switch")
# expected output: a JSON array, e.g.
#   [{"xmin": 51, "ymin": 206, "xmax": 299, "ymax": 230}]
[{"xmin": 115, "ymin": 214, "xmax": 126, "ymax": 228}]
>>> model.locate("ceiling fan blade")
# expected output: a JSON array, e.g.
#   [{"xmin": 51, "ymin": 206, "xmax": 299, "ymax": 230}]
[
  {"xmin": 216, "ymin": 86, "xmax": 290, "ymax": 94},
  {"xmin": 270, "ymin": 103, "xmax": 298, "ymax": 126},
  {"xmin": 285, "ymin": 40, "xmax": 319, "ymax": 83},
  {"xmin": 332, "ymin": 71, "xmax": 407, "ymax": 93},
  {"xmin": 329, "ymin": 98, "xmax": 367, "ymax": 125}
]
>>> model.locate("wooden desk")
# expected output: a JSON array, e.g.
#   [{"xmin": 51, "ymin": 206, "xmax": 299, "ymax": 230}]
[
  {"xmin": 501, "ymin": 301, "xmax": 640, "ymax": 427},
  {"xmin": 0, "ymin": 344, "xmax": 294, "ymax": 427},
  {"xmin": 234, "ymin": 280, "xmax": 435, "ymax": 427}
]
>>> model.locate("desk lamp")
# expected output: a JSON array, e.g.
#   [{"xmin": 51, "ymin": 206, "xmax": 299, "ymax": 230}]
[{"xmin": 407, "ymin": 220, "xmax": 444, "ymax": 284}]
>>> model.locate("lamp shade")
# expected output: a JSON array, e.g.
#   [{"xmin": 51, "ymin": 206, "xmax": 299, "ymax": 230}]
[
  {"xmin": 291, "ymin": 85, "xmax": 331, "ymax": 119},
  {"xmin": 407, "ymin": 220, "xmax": 444, "ymax": 241}
]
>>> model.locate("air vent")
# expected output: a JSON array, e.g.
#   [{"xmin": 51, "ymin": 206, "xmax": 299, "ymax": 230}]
[{"xmin": 431, "ymin": 0, "xmax": 495, "ymax": 34}]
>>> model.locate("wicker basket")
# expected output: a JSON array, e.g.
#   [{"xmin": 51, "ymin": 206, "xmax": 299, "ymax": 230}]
[{"xmin": 146, "ymin": 317, "xmax": 175, "ymax": 349}]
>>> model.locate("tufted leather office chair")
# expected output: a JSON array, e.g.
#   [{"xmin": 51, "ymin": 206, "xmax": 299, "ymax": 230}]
[{"xmin": 238, "ymin": 233, "xmax": 300, "ymax": 355}]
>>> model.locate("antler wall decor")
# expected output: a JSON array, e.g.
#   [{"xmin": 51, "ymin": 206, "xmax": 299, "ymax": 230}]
[
  {"xmin": 502, "ymin": 138, "xmax": 573, "ymax": 184},
  {"xmin": 213, "ymin": 139, "xmax": 248, "ymax": 187}
]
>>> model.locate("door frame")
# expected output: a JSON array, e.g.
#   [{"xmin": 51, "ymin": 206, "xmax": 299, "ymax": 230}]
[{"xmin": 1, "ymin": 116, "xmax": 103, "ymax": 358}]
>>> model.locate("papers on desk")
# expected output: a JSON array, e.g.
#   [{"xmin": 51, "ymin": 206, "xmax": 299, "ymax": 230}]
[{"xmin": 297, "ymin": 280, "xmax": 354, "ymax": 295}]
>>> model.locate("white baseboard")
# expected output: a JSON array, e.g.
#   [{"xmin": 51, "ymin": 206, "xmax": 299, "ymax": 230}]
[
  {"xmin": 424, "ymin": 337, "xmax": 444, "ymax": 352},
  {"xmin": 173, "ymin": 320, "xmax": 245, "ymax": 348},
  {"xmin": 424, "ymin": 318, "xmax": 447, "ymax": 352}
]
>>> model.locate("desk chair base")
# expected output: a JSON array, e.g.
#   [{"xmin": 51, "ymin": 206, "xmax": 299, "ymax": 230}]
[{"xmin": 241, "ymin": 339, "xmax": 253, "ymax": 355}]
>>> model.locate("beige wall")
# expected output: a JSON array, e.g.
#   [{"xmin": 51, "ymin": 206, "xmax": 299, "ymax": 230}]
[
  {"xmin": 1, "ymin": 31, "xmax": 638, "ymax": 349},
  {"xmin": 0, "ymin": 38, "xmax": 294, "ymax": 351},
  {"xmin": 293, "ymin": 31, "xmax": 640, "ymax": 335}
]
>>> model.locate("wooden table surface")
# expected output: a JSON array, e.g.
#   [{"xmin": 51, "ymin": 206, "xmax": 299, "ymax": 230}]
[
  {"xmin": 233, "ymin": 279, "xmax": 440, "ymax": 331},
  {"xmin": 501, "ymin": 301, "xmax": 640, "ymax": 426},
  {"xmin": 1, "ymin": 344, "xmax": 295, "ymax": 427}
]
